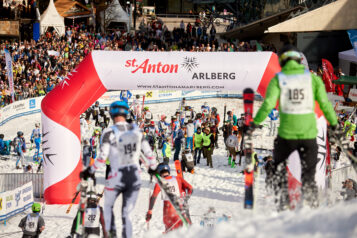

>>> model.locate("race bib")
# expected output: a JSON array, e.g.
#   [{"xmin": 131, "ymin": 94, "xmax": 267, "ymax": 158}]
[
  {"xmin": 186, "ymin": 153, "xmax": 194, "ymax": 162},
  {"xmin": 278, "ymin": 71, "xmax": 314, "ymax": 114},
  {"xmin": 161, "ymin": 177, "xmax": 180, "ymax": 201}
]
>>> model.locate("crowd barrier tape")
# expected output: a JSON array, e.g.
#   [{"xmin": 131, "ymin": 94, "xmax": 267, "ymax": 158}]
[
  {"xmin": 0, "ymin": 181, "xmax": 34, "ymax": 222},
  {"xmin": 0, "ymin": 90, "xmax": 250, "ymax": 127}
]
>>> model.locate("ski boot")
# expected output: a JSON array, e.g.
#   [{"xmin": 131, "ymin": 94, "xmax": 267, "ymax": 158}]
[
  {"xmin": 231, "ymin": 160, "xmax": 236, "ymax": 168},
  {"xmin": 228, "ymin": 156, "xmax": 232, "ymax": 166}
]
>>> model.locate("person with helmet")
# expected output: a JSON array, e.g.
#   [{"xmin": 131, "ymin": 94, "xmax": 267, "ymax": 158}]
[
  {"xmin": 179, "ymin": 97, "xmax": 186, "ymax": 112},
  {"xmin": 227, "ymin": 111, "xmax": 237, "ymax": 126},
  {"xmin": 130, "ymin": 95, "xmax": 142, "ymax": 120},
  {"xmin": 182, "ymin": 148, "xmax": 195, "ymax": 173},
  {"xmin": 89, "ymin": 129, "xmax": 101, "ymax": 160},
  {"xmin": 69, "ymin": 191, "xmax": 107, "ymax": 238},
  {"xmin": 225, "ymin": 129, "xmax": 239, "ymax": 168},
  {"xmin": 194, "ymin": 113, "xmax": 203, "ymax": 132},
  {"xmin": 31, "ymin": 123, "xmax": 41, "ymax": 162},
  {"xmin": 162, "ymin": 137, "xmax": 172, "ymax": 164},
  {"xmin": 80, "ymin": 100, "xmax": 157, "ymax": 238},
  {"xmin": 158, "ymin": 114, "xmax": 170, "ymax": 133},
  {"xmin": 19, "ymin": 202, "xmax": 45, "ymax": 237},
  {"xmin": 201, "ymin": 102, "xmax": 210, "ymax": 119},
  {"xmin": 202, "ymin": 127, "xmax": 214, "ymax": 168},
  {"xmin": 251, "ymin": 44, "xmax": 338, "ymax": 210},
  {"xmin": 120, "ymin": 90, "xmax": 132, "ymax": 104},
  {"xmin": 14, "ymin": 131, "xmax": 26, "ymax": 169},
  {"xmin": 173, "ymin": 125, "xmax": 185, "ymax": 161},
  {"xmin": 143, "ymin": 106, "xmax": 153, "ymax": 124},
  {"xmin": 145, "ymin": 163, "xmax": 193, "ymax": 233},
  {"xmin": 92, "ymin": 101, "xmax": 101, "ymax": 126}
]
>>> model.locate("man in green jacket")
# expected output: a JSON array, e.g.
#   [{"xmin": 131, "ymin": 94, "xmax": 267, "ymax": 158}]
[
  {"xmin": 202, "ymin": 127, "xmax": 215, "ymax": 168},
  {"xmin": 252, "ymin": 45, "xmax": 338, "ymax": 210}
]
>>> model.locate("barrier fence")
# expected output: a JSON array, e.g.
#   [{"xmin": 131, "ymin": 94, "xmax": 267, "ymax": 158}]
[{"xmin": 0, "ymin": 173, "xmax": 43, "ymax": 198}]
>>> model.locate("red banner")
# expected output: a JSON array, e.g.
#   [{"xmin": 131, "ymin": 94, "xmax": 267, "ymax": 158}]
[{"xmin": 322, "ymin": 59, "xmax": 343, "ymax": 96}]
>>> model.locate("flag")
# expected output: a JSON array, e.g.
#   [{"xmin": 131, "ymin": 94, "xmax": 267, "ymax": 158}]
[
  {"xmin": 4, "ymin": 49, "xmax": 15, "ymax": 102},
  {"xmin": 347, "ymin": 30, "xmax": 357, "ymax": 59},
  {"xmin": 321, "ymin": 59, "xmax": 343, "ymax": 95}
]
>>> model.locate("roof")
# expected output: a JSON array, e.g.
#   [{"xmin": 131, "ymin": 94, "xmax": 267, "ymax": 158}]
[
  {"xmin": 334, "ymin": 75, "xmax": 357, "ymax": 85},
  {"xmin": 54, "ymin": 0, "xmax": 91, "ymax": 18},
  {"xmin": 220, "ymin": 6, "xmax": 304, "ymax": 40},
  {"xmin": 266, "ymin": 0, "xmax": 357, "ymax": 33}
]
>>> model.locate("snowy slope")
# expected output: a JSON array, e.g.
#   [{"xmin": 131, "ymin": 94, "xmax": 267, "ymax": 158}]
[{"xmin": 0, "ymin": 98, "xmax": 356, "ymax": 238}]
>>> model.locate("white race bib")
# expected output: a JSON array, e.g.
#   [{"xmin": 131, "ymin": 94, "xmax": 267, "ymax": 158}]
[{"xmin": 278, "ymin": 71, "xmax": 314, "ymax": 114}]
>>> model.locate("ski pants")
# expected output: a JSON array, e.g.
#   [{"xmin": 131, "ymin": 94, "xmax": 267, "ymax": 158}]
[
  {"xmin": 273, "ymin": 136, "xmax": 318, "ymax": 209},
  {"xmin": 269, "ymin": 120, "xmax": 277, "ymax": 136},
  {"xmin": 194, "ymin": 148, "xmax": 202, "ymax": 164},
  {"xmin": 16, "ymin": 151, "xmax": 25, "ymax": 168},
  {"xmin": 104, "ymin": 165, "xmax": 141, "ymax": 238},
  {"xmin": 203, "ymin": 146, "xmax": 213, "ymax": 168},
  {"xmin": 173, "ymin": 141, "xmax": 181, "ymax": 161},
  {"xmin": 34, "ymin": 138, "xmax": 41, "ymax": 158},
  {"xmin": 186, "ymin": 137, "xmax": 193, "ymax": 151}
]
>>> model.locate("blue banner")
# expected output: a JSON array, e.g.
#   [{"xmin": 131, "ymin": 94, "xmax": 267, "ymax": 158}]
[
  {"xmin": 33, "ymin": 22, "xmax": 40, "ymax": 42},
  {"xmin": 347, "ymin": 30, "xmax": 357, "ymax": 58}
]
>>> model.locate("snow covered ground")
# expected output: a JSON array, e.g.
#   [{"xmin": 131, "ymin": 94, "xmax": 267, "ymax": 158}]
[{"xmin": 0, "ymin": 98, "xmax": 356, "ymax": 238}]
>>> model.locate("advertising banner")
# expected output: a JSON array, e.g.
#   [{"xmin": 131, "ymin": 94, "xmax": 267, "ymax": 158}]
[
  {"xmin": 0, "ymin": 181, "xmax": 34, "ymax": 221},
  {"xmin": 91, "ymin": 51, "xmax": 274, "ymax": 91},
  {"xmin": 4, "ymin": 49, "xmax": 15, "ymax": 102}
]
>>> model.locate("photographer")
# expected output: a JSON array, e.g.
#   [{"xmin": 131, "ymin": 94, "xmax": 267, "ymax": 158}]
[{"xmin": 341, "ymin": 179, "xmax": 357, "ymax": 201}]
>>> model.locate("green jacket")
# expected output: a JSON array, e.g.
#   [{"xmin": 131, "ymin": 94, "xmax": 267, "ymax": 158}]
[
  {"xmin": 194, "ymin": 132, "xmax": 203, "ymax": 148},
  {"xmin": 254, "ymin": 60, "xmax": 337, "ymax": 140},
  {"xmin": 202, "ymin": 133, "xmax": 212, "ymax": 147}
]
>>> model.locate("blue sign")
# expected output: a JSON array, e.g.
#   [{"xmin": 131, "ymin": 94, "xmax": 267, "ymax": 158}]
[
  {"xmin": 29, "ymin": 99, "xmax": 36, "ymax": 109},
  {"xmin": 347, "ymin": 30, "xmax": 357, "ymax": 59}
]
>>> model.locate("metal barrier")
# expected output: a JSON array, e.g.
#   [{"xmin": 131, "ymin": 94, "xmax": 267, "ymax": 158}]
[
  {"xmin": 0, "ymin": 173, "xmax": 43, "ymax": 198},
  {"xmin": 331, "ymin": 165, "xmax": 357, "ymax": 192}
]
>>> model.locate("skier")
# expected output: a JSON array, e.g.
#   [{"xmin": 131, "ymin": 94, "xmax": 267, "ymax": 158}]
[
  {"xmin": 201, "ymin": 102, "xmax": 210, "ymax": 119},
  {"xmin": 343, "ymin": 117, "xmax": 356, "ymax": 141},
  {"xmin": 194, "ymin": 113, "xmax": 203, "ymax": 132},
  {"xmin": 251, "ymin": 45, "xmax": 338, "ymax": 210},
  {"xmin": 162, "ymin": 137, "xmax": 172, "ymax": 164},
  {"xmin": 193, "ymin": 127, "xmax": 203, "ymax": 165},
  {"xmin": 158, "ymin": 114, "xmax": 170, "ymax": 133},
  {"xmin": 226, "ymin": 129, "xmax": 239, "ymax": 168},
  {"xmin": 120, "ymin": 90, "xmax": 132, "ymax": 104},
  {"xmin": 181, "ymin": 148, "xmax": 195, "ymax": 173},
  {"xmin": 30, "ymin": 123, "xmax": 41, "ymax": 162},
  {"xmin": 130, "ymin": 95, "xmax": 142, "ymax": 120},
  {"xmin": 80, "ymin": 100, "xmax": 157, "ymax": 238},
  {"xmin": 268, "ymin": 108, "xmax": 279, "ymax": 136},
  {"xmin": 143, "ymin": 107, "xmax": 153, "ymax": 124},
  {"xmin": 178, "ymin": 97, "xmax": 186, "ymax": 112},
  {"xmin": 18, "ymin": 203, "xmax": 45, "ymax": 238},
  {"xmin": 186, "ymin": 119, "xmax": 194, "ymax": 151},
  {"xmin": 80, "ymin": 113, "xmax": 89, "ymax": 142},
  {"xmin": 145, "ymin": 163, "xmax": 193, "ymax": 233},
  {"xmin": 89, "ymin": 129, "xmax": 101, "ymax": 160},
  {"xmin": 202, "ymin": 127, "xmax": 214, "ymax": 168},
  {"xmin": 92, "ymin": 101, "xmax": 101, "ymax": 126},
  {"xmin": 227, "ymin": 111, "xmax": 237, "ymax": 126},
  {"xmin": 173, "ymin": 125, "xmax": 185, "ymax": 161},
  {"xmin": 14, "ymin": 131, "xmax": 26, "ymax": 169},
  {"xmin": 68, "ymin": 191, "xmax": 107, "ymax": 238}
]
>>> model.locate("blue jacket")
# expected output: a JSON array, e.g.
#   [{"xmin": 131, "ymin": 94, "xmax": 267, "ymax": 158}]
[
  {"xmin": 174, "ymin": 129, "xmax": 184, "ymax": 144},
  {"xmin": 120, "ymin": 90, "xmax": 132, "ymax": 103}
]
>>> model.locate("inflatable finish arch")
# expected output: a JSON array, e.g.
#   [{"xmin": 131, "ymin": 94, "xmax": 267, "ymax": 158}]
[{"xmin": 41, "ymin": 51, "xmax": 280, "ymax": 204}]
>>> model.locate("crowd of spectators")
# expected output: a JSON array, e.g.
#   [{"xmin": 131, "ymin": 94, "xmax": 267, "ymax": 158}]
[{"xmin": 0, "ymin": 21, "xmax": 276, "ymax": 107}]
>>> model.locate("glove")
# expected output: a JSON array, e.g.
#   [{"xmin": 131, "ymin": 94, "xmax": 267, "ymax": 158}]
[
  {"xmin": 146, "ymin": 210, "xmax": 152, "ymax": 222},
  {"xmin": 80, "ymin": 167, "xmax": 94, "ymax": 180},
  {"xmin": 328, "ymin": 124, "xmax": 343, "ymax": 140},
  {"xmin": 30, "ymin": 139, "xmax": 34, "ymax": 143},
  {"xmin": 148, "ymin": 167, "xmax": 157, "ymax": 176}
]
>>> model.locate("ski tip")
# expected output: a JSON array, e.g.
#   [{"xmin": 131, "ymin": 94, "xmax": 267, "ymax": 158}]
[{"xmin": 243, "ymin": 88, "xmax": 254, "ymax": 94}]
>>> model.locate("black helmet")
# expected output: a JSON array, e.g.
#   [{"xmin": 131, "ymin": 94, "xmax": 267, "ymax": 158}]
[
  {"xmin": 95, "ymin": 101, "xmax": 99, "ymax": 105},
  {"xmin": 136, "ymin": 95, "xmax": 140, "ymax": 99},
  {"xmin": 17, "ymin": 131, "xmax": 24, "ymax": 137},
  {"xmin": 278, "ymin": 44, "xmax": 302, "ymax": 67}
]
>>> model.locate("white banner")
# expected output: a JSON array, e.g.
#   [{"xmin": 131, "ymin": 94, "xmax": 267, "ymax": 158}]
[
  {"xmin": 92, "ymin": 51, "xmax": 273, "ymax": 91},
  {"xmin": 4, "ymin": 49, "xmax": 15, "ymax": 102},
  {"xmin": 0, "ymin": 181, "xmax": 34, "ymax": 221}
]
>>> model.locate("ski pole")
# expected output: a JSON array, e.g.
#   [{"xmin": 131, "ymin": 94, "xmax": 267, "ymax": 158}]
[{"xmin": 66, "ymin": 191, "xmax": 80, "ymax": 214}]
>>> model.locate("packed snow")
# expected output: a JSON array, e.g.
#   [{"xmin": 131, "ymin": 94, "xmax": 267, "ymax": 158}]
[{"xmin": 0, "ymin": 97, "xmax": 356, "ymax": 238}]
